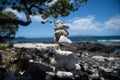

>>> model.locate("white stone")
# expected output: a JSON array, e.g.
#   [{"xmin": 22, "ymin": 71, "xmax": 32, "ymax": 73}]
[
  {"xmin": 92, "ymin": 55, "xmax": 115, "ymax": 61},
  {"xmin": 56, "ymin": 71, "xmax": 73, "ymax": 78},
  {"xmin": 50, "ymin": 55, "xmax": 75, "ymax": 71},
  {"xmin": 29, "ymin": 59, "xmax": 34, "ymax": 62},
  {"xmin": 75, "ymin": 64, "xmax": 81, "ymax": 70},
  {"xmin": 92, "ymin": 55, "xmax": 105, "ymax": 61},
  {"xmin": 55, "ymin": 49, "xmax": 73, "ymax": 56},
  {"xmin": 58, "ymin": 36, "xmax": 72, "ymax": 46},
  {"xmin": 55, "ymin": 29, "xmax": 69, "ymax": 37},
  {"xmin": 55, "ymin": 20, "xmax": 69, "ymax": 30},
  {"xmin": 50, "ymin": 49, "xmax": 75, "ymax": 71},
  {"xmin": 54, "ymin": 24, "xmax": 69, "ymax": 30},
  {"xmin": 107, "ymin": 57, "xmax": 114, "ymax": 61}
]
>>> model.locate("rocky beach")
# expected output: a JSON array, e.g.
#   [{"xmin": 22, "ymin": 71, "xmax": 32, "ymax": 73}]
[{"xmin": 0, "ymin": 41, "xmax": 120, "ymax": 80}]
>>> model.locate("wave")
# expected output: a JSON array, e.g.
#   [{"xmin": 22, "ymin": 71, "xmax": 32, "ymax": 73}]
[{"xmin": 97, "ymin": 39, "xmax": 120, "ymax": 46}]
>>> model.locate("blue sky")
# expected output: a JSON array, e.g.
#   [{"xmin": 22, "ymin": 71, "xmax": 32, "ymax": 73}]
[{"xmin": 6, "ymin": 0, "xmax": 120, "ymax": 38}]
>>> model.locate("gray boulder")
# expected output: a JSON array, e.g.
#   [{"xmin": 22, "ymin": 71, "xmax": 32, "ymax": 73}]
[{"xmin": 51, "ymin": 50, "xmax": 75, "ymax": 71}]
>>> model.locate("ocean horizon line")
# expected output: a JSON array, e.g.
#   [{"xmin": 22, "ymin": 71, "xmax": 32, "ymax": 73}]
[{"xmin": 16, "ymin": 35, "xmax": 120, "ymax": 39}]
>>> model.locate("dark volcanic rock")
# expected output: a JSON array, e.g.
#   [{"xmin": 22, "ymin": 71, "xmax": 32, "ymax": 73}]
[{"xmin": 13, "ymin": 42, "xmax": 120, "ymax": 80}]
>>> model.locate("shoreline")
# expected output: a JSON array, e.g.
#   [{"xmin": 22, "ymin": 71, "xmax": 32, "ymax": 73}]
[{"xmin": 13, "ymin": 41, "xmax": 120, "ymax": 57}]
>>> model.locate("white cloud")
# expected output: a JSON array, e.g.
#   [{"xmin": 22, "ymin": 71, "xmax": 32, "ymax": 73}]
[
  {"xmin": 67, "ymin": 15, "xmax": 120, "ymax": 31},
  {"xmin": 104, "ymin": 15, "xmax": 120, "ymax": 30},
  {"xmin": 67, "ymin": 15, "xmax": 101, "ymax": 31},
  {"xmin": 5, "ymin": 8, "xmax": 25, "ymax": 19},
  {"xmin": 5, "ymin": 8, "xmax": 44, "ymax": 22},
  {"xmin": 30, "ymin": 15, "xmax": 43, "ymax": 22}
]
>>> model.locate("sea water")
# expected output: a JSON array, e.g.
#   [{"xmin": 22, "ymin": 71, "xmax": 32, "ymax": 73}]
[{"xmin": 11, "ymin": 36, "xmax": 120, "ymax": 44}]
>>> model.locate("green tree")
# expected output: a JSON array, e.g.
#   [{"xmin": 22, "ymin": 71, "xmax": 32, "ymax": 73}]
[
  {"xmin": 0, "ymin": 11, "xmax": 19, "ymax": 42},
  {"xmin": 0, "ymin": 0, "xmax": 87, "ymax": 26}
]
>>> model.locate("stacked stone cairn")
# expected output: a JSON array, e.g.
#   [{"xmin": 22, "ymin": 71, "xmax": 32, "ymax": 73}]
[{"xmin": 50, "ymin": 20, "xmax": 79, "ymax": 78}]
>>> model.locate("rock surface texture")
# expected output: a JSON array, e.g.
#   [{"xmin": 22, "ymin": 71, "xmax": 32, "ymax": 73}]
[{"xmin": 13, "ymin": 42, "xmax": 120, "ymax": 80}]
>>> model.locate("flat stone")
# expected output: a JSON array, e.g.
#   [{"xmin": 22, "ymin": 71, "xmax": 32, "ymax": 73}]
[
  {"xmin": 55, "ymin": 49, "xmax": 73, "ymax": 56},
  {"xmin": 58, "ymin": 36, "xmax": 72, "ymax": 47},
  {"xmin": 55, "ymin": 29, "xmax": 69, "ymax": 37},
  {"xmin": 54, "ymin": 24, "xmax": 69, "ymax": 30},
  {"xmin": 56, "ymin": 71, "xmax": 73, "ymax": 78}
]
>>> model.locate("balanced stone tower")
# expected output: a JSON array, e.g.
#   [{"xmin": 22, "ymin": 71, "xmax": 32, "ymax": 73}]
[{"xmin": 50, "ymin": 20, "xmax": 77, "ymax": 73}]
